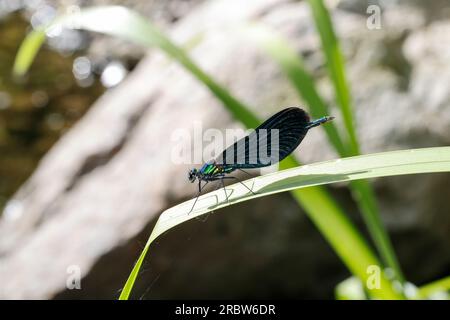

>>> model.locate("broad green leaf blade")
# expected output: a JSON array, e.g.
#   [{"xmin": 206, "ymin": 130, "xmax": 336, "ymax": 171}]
[
  {"xmin": 119, "ymin": 147, "xmax": 450, "ymax": 299},
  {"xmin": 155, "ymin": 147, "xmax": 450, "ymax": 225}
]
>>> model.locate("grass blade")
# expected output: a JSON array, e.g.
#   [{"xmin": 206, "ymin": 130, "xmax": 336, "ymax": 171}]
[
  {"xmin": 307, "ymin": 0, "xmax": 405, "ymax": 282},
  {"xmin": 120, "ymin": 147, "xmax": 450, "ymax": 299},
  {"xmin": 307, "ymin": 0, "xmax": 358, "ymax": 153}
]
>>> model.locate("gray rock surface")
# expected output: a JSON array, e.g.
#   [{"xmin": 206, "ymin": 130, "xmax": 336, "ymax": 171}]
[{"xmin": 0, "ymin": 0, "xmax": 449, "ymax": 299}]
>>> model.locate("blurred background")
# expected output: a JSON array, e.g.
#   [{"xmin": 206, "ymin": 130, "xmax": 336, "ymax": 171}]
[{"xmin": 0, "ymin": 0, "xmax": 449, "ymax": 299}]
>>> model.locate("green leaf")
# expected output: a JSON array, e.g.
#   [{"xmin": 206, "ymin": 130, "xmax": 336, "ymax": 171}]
[{"xmin": 119, "ymin": 147, "xmax": 450, "ymax": 299}]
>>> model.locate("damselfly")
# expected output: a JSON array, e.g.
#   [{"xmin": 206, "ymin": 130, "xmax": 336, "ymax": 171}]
[{"xmin": 188, "ymin": 107, "xmax": 334, "ymax": 212}]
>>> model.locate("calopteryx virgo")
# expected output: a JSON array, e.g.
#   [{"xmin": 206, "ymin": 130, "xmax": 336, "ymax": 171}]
[{"xmin": 188, "ymin": 107, "xmax": 334, "ymax": 212}]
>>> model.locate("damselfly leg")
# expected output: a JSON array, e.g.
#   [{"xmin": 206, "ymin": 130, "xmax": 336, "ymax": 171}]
[{"xmin": 189, "ymin": 181, "xmax": 208, "ymax": 214}]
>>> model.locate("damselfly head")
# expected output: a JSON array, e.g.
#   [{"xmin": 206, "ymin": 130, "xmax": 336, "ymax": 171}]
[{"xmin": 188, "ymin": 168, "xmax": 198, "ymax": 183}]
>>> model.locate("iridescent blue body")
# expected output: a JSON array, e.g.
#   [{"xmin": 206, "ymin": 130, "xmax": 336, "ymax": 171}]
[
  {"xmin": 199, "ymin": 162, "xmax": 234, "ymax": 177},
  {"xmin": 188, "ymin": 162, "xmax": 235, "ymax": 186}
]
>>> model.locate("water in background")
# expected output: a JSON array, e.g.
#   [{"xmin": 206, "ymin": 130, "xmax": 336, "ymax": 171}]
[{"xmin": 0, "ymin": 1, "xmax": 139, "ymax": 212}]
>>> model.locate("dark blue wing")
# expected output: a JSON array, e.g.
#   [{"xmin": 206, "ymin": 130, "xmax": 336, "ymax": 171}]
[{"xmin": 215, "ymin": 107, "xmax": 310, "ymax": 168}]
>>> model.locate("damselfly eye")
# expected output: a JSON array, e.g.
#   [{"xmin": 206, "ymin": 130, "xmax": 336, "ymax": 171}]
[{"xmin": 188, "ymin": 169, "xmax": 197, "ymax": 183}]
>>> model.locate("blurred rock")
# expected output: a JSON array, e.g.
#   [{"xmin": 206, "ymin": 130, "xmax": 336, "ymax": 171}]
[{"xmin": 0, "ymin": 0, "xmax": 449, "ymax": 299}]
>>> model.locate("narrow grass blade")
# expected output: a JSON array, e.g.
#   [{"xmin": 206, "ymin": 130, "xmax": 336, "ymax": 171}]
[
  {"xmin": 13, "ymin": 31, "xmax": 46, "ymax": 77},
  {"xmin": 307, "ymin": 0, "xmax": 405, "ymax": 282},
  {"xmin": 307, "ymin": 0, "xmax": 358, "ymax": 153},
  {"xmin": 349, "ymin": 179, "xmax": 405, "ymax": 283}
]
